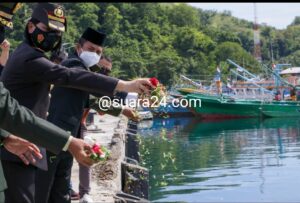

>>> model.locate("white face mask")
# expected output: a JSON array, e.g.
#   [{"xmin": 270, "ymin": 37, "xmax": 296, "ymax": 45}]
[{"xmin": 79, "ymin": 50, "xmax": 101, "ymax": 68}]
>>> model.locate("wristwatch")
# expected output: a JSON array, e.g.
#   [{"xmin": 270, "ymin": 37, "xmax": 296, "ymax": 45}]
[{"xmin": 0, "ymin": 137, "xmax": 4, "ymax": 147}]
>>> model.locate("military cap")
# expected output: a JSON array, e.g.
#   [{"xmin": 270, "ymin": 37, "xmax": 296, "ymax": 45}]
[
  {"xmin": 81, "ymin": 27, "xmax": 106, "ymax": 46},
  {"xmin": 31, "ymin": 3, "xmax": 66, "ymax": 32},
  {"xmin": 0, "ymin": 3, "xmax": 22, "ymax": 29}
]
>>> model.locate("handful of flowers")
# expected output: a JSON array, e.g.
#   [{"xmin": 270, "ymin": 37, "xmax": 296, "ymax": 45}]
[
  {"xmin": 131, "ymin": 110, "xmax": 141, "ymax": 122},
  {"xmin": 84, "ymin": 136, "xmax": 110, "ymax": 162},
  {"xmin": 148, "ymin": 77, "xmax": 167, "ymax": 107}
]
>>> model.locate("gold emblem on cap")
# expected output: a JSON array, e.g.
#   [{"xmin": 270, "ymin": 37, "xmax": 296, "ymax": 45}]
[
  {"xmin": 54, "ymin": 7, "xmax": 64, "ymax": 18},
  {"xmin": 6, "ymin": 21, "xmax": 12, "ymax": 28},
  {"xmin": 12, "ymin": 3, "xmax": 22, "ymax": 14},
  {"xmin": 0, "ymin": 16, "xmax": 13, "ymax": 29}
]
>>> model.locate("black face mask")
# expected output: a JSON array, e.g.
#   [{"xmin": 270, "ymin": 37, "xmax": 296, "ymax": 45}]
[
  {"xmin": 0, "ymin": 26, "xmax": 5, "ymax": 44},
  {"xmin": 30, "ymin": 26, "xmax": 61, "ymax": 52}
]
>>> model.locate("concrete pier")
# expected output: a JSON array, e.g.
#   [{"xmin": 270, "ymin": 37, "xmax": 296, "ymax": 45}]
[{"xmin": 71, "ymin": 114, "xmax": 128, "ymax": 202}]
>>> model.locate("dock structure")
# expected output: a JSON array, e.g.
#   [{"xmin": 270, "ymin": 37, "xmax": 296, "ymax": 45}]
[
  {"xmin": 71, "ymin": 114, "xmax": 126, "ymax": 202},
  {"xmin": 71, "ymin": 114, "xmax": 149, "ymax": 202}
]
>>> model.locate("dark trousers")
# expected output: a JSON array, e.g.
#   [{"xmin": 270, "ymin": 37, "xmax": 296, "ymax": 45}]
[
  {"xmin": 0, "ymin": 191, "xmax": 5, "ymax": 203},
  {"xmin": 2, "ymin": 161, "xmax": 36, "ymax": 203},
  {"xmin": 35, "ymin": 151, "xmax": 73, "ymax": 203}
]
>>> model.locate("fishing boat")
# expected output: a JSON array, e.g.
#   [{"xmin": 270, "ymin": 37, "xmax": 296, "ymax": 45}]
[
  {"xmin": 186, "ymin": 93, "xmax": 300, "ymax": 119},
  {"xmin": 184, "ymin": 117, "xmax": 300, "ymax": 134},
  {"xmin": 177, "ymin": 87, "xmax": 208, "ymax": 95},
  {"xmin": 176, "ymin": 60, "xmax": 296, "ymax": 101},
  {"xmin": 137, "ymin": 110, "xmax": 153, "ymax": 120},
  {"xmin": 150, "ymin": 101, "xmax": 194, "ymax": 118},
  {"xmin": 141, "ymin": 95, "xmax": 194, "ymax": 118}
]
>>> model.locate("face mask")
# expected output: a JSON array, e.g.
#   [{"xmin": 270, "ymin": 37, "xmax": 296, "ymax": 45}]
[
  {"xmin": 79, "ymin": 50, "xmax": 101, "ymax": 68},
  {"xmin": 0, "ymin": 26, "xmax": 5, "ymax": 44},
  {"xmin": 30, "ymin": 25, "xmax": 61, "ymax": 52}
]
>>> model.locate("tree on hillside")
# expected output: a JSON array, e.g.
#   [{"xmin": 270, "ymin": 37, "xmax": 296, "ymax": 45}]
[
  {"xmin": 212, "ymin": 42, "xmax": 260, "ymax": 73},
  {"xmin": 6, "ymin": 2, "xmax": 291, "ymax": 86},
  {"xmin": 101, "ymin": 5, "xmax": 123, "ymax": 34},
  {"xmin": 167, "ymin": 4, "xmax": 201, "ymax": 28},
  {"xmin": 174, "ymin": 27, "xmax": 215, "ymax": 56},
  {"xmin": 290, "ymin": 16, "xmax": 300, "ymax": 26}
]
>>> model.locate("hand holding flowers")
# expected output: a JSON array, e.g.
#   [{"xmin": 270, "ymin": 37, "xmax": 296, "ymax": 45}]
[
  {"xmin": 84, "ymin": 136, "xmax": 110, "ymax": 162},
  {"xmin": 141, "ymin": 77, "xmax": 167, "ymax": 108}
]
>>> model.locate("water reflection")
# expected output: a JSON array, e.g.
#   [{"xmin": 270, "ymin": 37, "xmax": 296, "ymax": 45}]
[{"xmin": 138, "ymin": 117, "xmax": 300, "ymax": 202}]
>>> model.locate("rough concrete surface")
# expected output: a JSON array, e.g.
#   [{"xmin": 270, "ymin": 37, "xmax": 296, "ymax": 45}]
[{"xmin": 71, "ymin": 114, "xmax": 128, "ymax": 202}]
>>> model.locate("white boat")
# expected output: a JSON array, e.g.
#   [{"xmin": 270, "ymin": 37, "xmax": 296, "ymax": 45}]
[
  {"xmin": 280, "ymin": 67, "xmax": 300, "ymax": 75},
  {"xmin": 137, "ymin": 111, "xmax": 153, "ymax": 120}
]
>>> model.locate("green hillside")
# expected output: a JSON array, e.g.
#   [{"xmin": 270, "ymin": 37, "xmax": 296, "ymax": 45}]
[{"xmin": 7, "ymin": 3, "xmax": 300, "ymax": 86}]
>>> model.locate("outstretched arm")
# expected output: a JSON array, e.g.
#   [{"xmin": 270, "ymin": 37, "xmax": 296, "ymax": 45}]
[{"xmin": 0, "ymin": 82, "xmax": 94, "ymax": 166}]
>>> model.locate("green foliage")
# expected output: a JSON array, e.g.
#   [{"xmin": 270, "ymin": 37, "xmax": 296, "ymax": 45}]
[
  {"xmin": 174, "ymin": 27, "xmax": 215, "ymax": 56},
  {"xmin": 290, "ymin": 16, "xmax": 300, "ymax": 26},
  {"xmin": 5, "ymin": 3, "xmax": 300, "ymax": 86},
  {"xmin": 283, "ymin": 25, "xmax": 300, "ymax": 55},
  {"xmin": 282, "ymin": 50, "xmax": 300, "ymax": 65},
  {"xmin": 101, "ymin": 5, "xmax": 122, "ymax": 34},
  {"xmin": 212, "ymin": 42, "xmax": 260, "ymax": 73},
  {"xmin": 204, "ymin": 27, "xmax": 241, "ymax": 44},
  {"xmin": 148, "ymin": 48, "xmax": 182, "ymax": 86},
  {"xmin": 167, "ymin": 3, "xmax": 201, "ymax": 28}
]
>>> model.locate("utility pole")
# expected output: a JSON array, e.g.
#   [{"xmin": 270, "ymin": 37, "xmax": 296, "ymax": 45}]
[
  {"xmin": 270, "ymin": 38, "xmax": 274, "ymax": 65},
  {"xmin": 253, "ymin": 3, "xmax": 262, "ymax": 62}
]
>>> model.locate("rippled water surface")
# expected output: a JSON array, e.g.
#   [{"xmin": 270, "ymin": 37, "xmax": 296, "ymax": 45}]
[{"xmin": 138, "ymin": 117, "xmax": 300, "ymax": 202}]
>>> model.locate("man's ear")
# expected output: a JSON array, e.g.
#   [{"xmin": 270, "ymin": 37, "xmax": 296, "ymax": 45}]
[{"xmin": 75, "ymin": 43, "xmax": 81, "ymax": 55}]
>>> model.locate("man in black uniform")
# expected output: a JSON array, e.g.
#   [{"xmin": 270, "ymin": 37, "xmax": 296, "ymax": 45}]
[
  {"xmin": 1, "ymin": 3, "xmax": 153, "ymax": 203},
  {"xmin": 0, "ymin": 3, "xmax": 20, "ymax": 74},
  {"xmin": 0, "ymin": 3, "xmax": 97, "ymax": 202}
]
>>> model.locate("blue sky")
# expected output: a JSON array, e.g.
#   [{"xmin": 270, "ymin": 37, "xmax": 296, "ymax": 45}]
[{"xmin": 188, "ymin": 3, "xmax": 300, "ymax": 29}]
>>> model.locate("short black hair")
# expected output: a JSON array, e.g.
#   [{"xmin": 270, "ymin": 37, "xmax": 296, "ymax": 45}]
[{"xmin": 78, "ymin": 37, "xmax": 87, "ymax": 46}]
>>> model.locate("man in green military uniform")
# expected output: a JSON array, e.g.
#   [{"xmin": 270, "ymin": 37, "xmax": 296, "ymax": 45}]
[
  {"xmin": 0, "ymin": 3, "xmax": 96, "ymax": 202},
  {"xmin": 0, "ymin": 83, "xmax": 97, "ymax": 202}
]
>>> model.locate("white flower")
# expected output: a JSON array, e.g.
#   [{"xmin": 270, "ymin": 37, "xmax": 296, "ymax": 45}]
[
  {"xmin": 100, "ymin": 153, "xmax": 106, "ymax": 158},
  {"xmin": 84, "ymin": 136, "xmax": 95, "ymax": 146}
]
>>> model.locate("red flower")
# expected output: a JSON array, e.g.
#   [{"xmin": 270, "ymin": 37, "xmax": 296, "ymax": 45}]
[
  {"xmin": 92, "ymin": 144, "xmax": 100, "ymax": 153},
  {"xmin": 149, "ymin": 77, "xmax": 159, "ymax": 87},
  {"xmin": 37, "ymin": 34, "xmax": 44, "ymax": 43},
  {"xmin": 93, "ymin": 144, "xmax": 106, "ymax": 155},
  {"xmin": 97, "ymin": 148, "xmax": 104, "ymax": 155},
  {"xmin": 89, "ymin": 143, "xmax": 110, "ymax": 161}
]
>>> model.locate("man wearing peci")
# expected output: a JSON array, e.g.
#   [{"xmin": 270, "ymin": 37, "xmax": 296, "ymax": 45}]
[{"xmin": 35, "ymin": 27, "xmax": 140, "ymax": 203}]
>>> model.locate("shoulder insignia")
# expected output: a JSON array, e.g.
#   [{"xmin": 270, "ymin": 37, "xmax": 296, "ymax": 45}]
[{"xmin": 54, "ymin": 7, "xmax": 64, "ymax": 18}]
